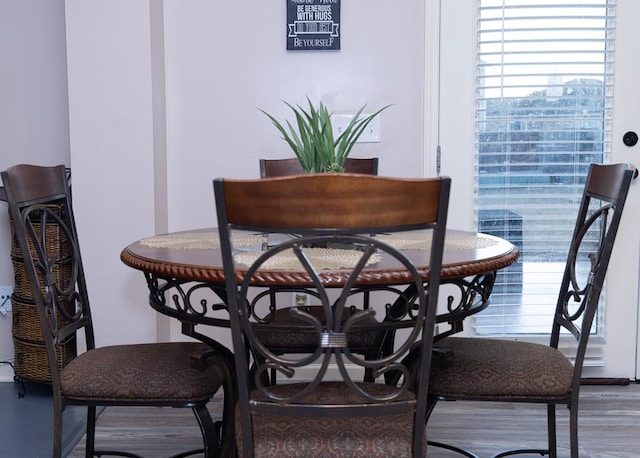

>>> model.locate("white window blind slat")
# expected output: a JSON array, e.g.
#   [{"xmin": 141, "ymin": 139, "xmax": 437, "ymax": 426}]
[{"xmin": 473, "ymin": 0, "xmax": 615, "ymax": 336}]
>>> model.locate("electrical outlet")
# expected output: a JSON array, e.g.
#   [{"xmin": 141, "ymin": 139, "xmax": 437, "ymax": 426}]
[
  {"xmin": 0, "ymin": 286, "xmax": 13, "ymax": 315},
  {"xmin": 293, "ymin": 293, "xmax": 310, "ymax": 307}
]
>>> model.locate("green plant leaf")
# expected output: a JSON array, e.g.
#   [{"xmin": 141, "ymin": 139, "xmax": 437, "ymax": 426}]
[{"xmin": 261, "ymin": 99, "xmax": 391, "ymax": 173}]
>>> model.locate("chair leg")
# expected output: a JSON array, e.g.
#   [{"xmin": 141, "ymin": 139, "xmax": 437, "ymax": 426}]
[
  {"xmin": 203, "ymin": 348, "xmax": 237, "ymax": 457},
  {"xmin": 190, "ymin": 347, "xmax": 237, "ymax": 457},
  {"xmin": 568, "ymin": 400, "xmax": 579, "ymax": 458},
  {"xmin": 547, "ymin": 403, "xmax": 557, "ymax": 458},
  {"xmin": 426, "ymin": 397, "xmax": 438, "ymax": 423},
  {"xmin": 191, "ymin": 404, "xmax": 220, "ymax": 457},
  {"xmin": 83, "ymin": 405, "xmax": 97, "ymax": 457},
  {"xmin": 219, "ymin": 377, "xmax": 238, "ymax": 458},
  {"xmin": 52, "ymin": 399, "xmax": 64, "ymax": 458}
]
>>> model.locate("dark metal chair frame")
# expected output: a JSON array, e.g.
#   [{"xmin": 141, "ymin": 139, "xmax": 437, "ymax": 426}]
[
  {"xmin": 2, "ymin": 164, "xmax": 235, "ymax": 458},
  {"xmin": 426, "ymin": 162, "xmax": 637, "ymax": 458},
  {"xmin": 214, "ymin": 173, "xmax": 451, "ymax": 457}
]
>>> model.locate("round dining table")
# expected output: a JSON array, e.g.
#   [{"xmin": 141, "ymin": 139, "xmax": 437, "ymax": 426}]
[
  {"xmin": 120, "ymin": 227, "xmax": 517, "ymax": 457},
  {"xmin": 120, "ymin": 228, "xmax": 519, "ymax": 341}
]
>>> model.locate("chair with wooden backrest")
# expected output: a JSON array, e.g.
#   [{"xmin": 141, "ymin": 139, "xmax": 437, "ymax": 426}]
[
  {"xmin": 425, "ymin": 162, "xmax": 636, "ymax": 458},
  {"xmin": 214, "ymin": 173, "xmax": 450, "ymax": 457},
  {"xmin": 2, "ymin": 164, "xmax": 235, "ymax": 458},
  {"xmin": 259, "ymin": 157, "xmax": 378, "ymax": 178},
  {"xmin": 258, "ymin": 158, "xmax": 380, "ymax": 383}
]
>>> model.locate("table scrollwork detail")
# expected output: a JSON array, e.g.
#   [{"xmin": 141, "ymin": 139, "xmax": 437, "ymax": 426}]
[
  {"xmin": 442, "ymin": 272, "xmax": 495, "ymax": 317},
  {"xmin": 144, "ymin": 273, "xmax": 230, "ymax": 328}
]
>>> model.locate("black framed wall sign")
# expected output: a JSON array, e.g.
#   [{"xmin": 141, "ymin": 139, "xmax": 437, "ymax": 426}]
[{"xmin": 287, "ymin": 0, "xmax": 340, "ymax": 51}]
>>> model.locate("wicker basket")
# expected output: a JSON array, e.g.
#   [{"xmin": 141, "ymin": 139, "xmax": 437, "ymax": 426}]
[
  {"xmin": 8, "ymin": 208, "xmax": 77, "ymax": 383},
  {"xmin": 10, "ymin": 216, "xmax": 72, "ymax": 302},
  {"xmin": 12, "ymin": 296, "xmax": 76, "ymax": 343},
  {"xmin": 13, "ymin": 336, "xmax": 77, "ymax": 384}
]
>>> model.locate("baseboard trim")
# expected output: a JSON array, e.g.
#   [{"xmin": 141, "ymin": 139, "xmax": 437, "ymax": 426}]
[
  {"xmin": 580, "ymin": 377, "xmax": 630, "ymax": 386},
  {"xmin": 0, "ymin": 363, "xmax": 16, "ymax": 383}
]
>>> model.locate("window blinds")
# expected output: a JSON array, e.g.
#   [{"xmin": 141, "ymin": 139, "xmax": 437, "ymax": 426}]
[{"xmin": 473, "ymin": 0, "xmax": 615, "ymax": 336}]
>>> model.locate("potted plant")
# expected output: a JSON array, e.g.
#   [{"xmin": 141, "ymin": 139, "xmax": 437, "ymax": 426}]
[{"xmin": 261, "ymin": 98, "xmax": 390, "ymax": 173}]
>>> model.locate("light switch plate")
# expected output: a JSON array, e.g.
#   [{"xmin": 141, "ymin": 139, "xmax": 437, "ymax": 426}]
[{"xmin": 332, "ymin": 114, "xmax": 381, "ymax": 143}]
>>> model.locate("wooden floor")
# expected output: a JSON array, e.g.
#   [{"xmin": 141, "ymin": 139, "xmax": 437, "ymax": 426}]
[{"xmin": 66, "ymin": 383, "xmax": 640, "ymax": 457}]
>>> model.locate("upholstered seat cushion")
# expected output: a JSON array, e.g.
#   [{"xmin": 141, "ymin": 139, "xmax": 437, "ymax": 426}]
[
  {"xmin": 236, "ymin": 382, "xmax": 425, "ymax": 458},
  {"xmin": 60, "ymin": 342, "xmax": 225, "ymax": 403},
  {"xmin": 254, "ymin": 306, "xmax": 380, "ymax": 353},
  {"xmin": 429, "ymin": 337, "xmax": 574, "ymax": 401}
]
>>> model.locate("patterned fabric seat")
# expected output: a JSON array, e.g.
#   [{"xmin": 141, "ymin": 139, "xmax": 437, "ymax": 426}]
[
  {"xmin": 61, "ymin": 342, "xmax": 225, "ymax": 403},
  {"xmin": 430, "ymin": 337, "xmax": 574, "ymax": 401},
  {"xmin": 253, "ymin": 305, "xmax": 380, "ymax": 353},
  {"xmin": 236, "ymin": 382, "xmax": 424, "ymax": 458}
]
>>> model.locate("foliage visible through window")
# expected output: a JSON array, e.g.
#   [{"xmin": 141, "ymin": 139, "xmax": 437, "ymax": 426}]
[{"xmin": 474, "ymin": 0, "xmax": 615, "ymax": 335}]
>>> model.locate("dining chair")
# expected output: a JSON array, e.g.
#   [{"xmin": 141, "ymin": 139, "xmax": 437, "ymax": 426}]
[
  {"xmin": 2, "ymin": 164, "xmax": 235, "ymax": 458},
  {"xmin": 259, "ymin": 157, "xmax": 380, "ymax": 384},
  {"xmin": 425, "ymin": 162, "xmax": 636, "ymax": 458},
  {"xmin": 214, "ymin": 173, "xmax": 451, "ymax": 457},
  {"xmin": 259, "ymin": 157, "xmax": 378, "ymax": 177}
]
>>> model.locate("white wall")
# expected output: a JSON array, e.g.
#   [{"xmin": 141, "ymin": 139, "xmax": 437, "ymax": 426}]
[
  {"xmin": 163, "ymin": 0, "xmax": 427, "ymax": 232},
  {"xmin": 64, "ymin": 0, "xmax": 429, "ymax": 347},
  {"xmin": 0, "ymin": 0, "xmax": 70, "ymax": 381},
  {"xmin": 65, "ymin": 0, "xmax": 160, "ymax": 347}
]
